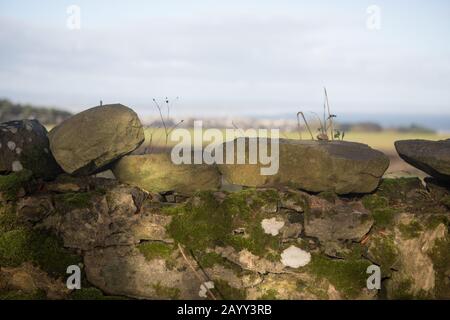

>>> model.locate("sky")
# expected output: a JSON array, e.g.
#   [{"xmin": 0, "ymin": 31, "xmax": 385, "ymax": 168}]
[{"xmin": 0, "ymin": 0, "xmax": 449, "ymax": 118}]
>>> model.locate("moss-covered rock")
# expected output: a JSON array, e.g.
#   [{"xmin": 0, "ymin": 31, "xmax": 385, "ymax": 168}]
[
  {"xmin": 70, "ymin": 287, "xmax": 124, "ymax": 300},
  {"xmin": 367, "ymin": 233, "xmax": 399, "ymax": 275},
  {"xmin": 303, "ymin": 254, "xmax": 372, "ymax": 299},
  {"xmin": 398, "ymin": 220, "xmax": 423, "ymax": 239},
  {"xmin": 166, "ymin": 189, "xmax": 284, "ymax": 260},
  {"xmin": 0, "ymin": 170, "xmax": 33, "ymax": 201},
  {"xmin": 0, "ymin": 228, "xmax": 81, "ymax": 277},
  {"xmin": 376, "ymin": 178, "xmax": 425, "ymax": 204},
  {"xmin": 427, "ymin": 236, "xmax": 450, "ymax": 298}
]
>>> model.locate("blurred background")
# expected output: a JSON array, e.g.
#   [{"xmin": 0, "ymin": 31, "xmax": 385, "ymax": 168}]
[{"xmin": 1, "ymin": 0, "xmax": 449, "ymax": 176}]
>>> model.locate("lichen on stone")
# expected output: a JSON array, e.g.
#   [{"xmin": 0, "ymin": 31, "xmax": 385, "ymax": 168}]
[
  {"xmin": 280, "ymin": 245, "xmax": 311, "ymax": 268},
  {"xmin": 261, "ymin": 217, "xmax": 284, "ymax": 236}
]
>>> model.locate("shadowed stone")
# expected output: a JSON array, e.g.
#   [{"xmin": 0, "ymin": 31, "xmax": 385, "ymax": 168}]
[
  {"xmin": 0, "ymin": 119, "xmax": 61, "ymax": 179},
  {"xmin": 395, "ymin": 139, "xmax": 450, "ymax": 182}
]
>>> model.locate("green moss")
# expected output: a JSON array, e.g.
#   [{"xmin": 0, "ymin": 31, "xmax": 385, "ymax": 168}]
[
  {"xmin": 167, "ymin": 190, "xmax": 282, "ymax": 259},
  {"xmin": 0, "ymin": 204, "xmax": 19, "ymax": 234},
  {"xmin": 265, "ymin": 251, "xmax": 280, "ymax": 262},
  {"xmin": 362, "ymin": 194, "xmax": 396, "ymax": 228},
  {"xmin": 138, "ymin": 242, "xmax": 174, "ymax": 261},
  {"xmin": 0, "ymin": 228, "xmax": 81, "ymax": 277},
  {"xmin": 152, "ymin": 282, "xmax": 180, "ymax": 299},
  {"xmin": 0, "ymin": 170, "xmax": 33, "ymax": 201},
  {"xmin": 306, "ymin": 254, "xmax": 371, "ymax": 299},
  {"xmin": 196, "ymin": 251, "xmax": 225, "ymax": 268},
  {"xmin": 214, "ymin": 279, "xmax": 246, "ymax": 300},
  {"xmin": 227, "ymin": 227, "xmax": 280, "ymax": 257},
  {"xmin": 389, "ymin": 279, "xmax": 414, "ymax": 299},
  {"xmin": 0, "ymin": 289, "xmax": 47, "ymax": 300},
  {"xmin": 377, "ymin": 178, "xmax": 423, "ymax": 203},
  {"xmin": 369, "ymin": 235, "xmax": 399, "ymax": 275},
  {"xmin": 424, "ymin": 215, "xmax": 449, "ymax": 230},
  {"xmin": 372, "ymin": 208, "xmax": 396, "ymax": 228},
  {"xmin": 54, "ymin": 192, "xmax": 96, "ymax": 210},
  {"xmin": 427, "ymin": 237, "xmax": 450, "ymax": 298},
  {"xmin": 362, "ymin": 194, "xmax": 389, "ymax": 211},
  {"xmin": 258, "ymin": 289, "xmax": 278, "ymax": 300},
  {"xmin": 70, "ymin": 287, "xmax": 124, "ymax": 300},
  {"xmin": 398, "ymin": 220, "xmax": 423, "ymax": 239},
  {"xmin": 167, "ymin": 192, "xmax": 231, "ymax": 252}
]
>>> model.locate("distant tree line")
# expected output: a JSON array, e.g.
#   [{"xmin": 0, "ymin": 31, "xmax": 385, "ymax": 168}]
[{"xmin": 0, "ymin": 99, "xmax": 72, "ymax": 125}]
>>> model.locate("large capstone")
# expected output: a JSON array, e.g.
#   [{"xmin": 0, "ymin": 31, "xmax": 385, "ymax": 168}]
[
  {"xmin": 112, "ymin": 153, "xmax": 221, "ymax": 194},
  {"xmin": 0, "ymin": 120, "xmax": 61, "ymax": 179},
  {"xmin": 395, "ymin": 139, "xmax": 450, "ymax": 182},
  {"xmin": 48, "ymin": 104, "xmax": 144, "ymax": 175},
  {"xmin": 218, "ymin": 139, "xmax": 389, "ymax": 194}
]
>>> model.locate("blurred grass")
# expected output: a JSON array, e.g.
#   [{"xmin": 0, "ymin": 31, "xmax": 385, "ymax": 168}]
[{"xmin": 143, "ymin": 127, "xmax": 450, "ymax": 153}]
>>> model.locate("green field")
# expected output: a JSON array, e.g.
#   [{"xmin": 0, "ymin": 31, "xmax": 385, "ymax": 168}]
[{"xmin": 143, "ymin": 127, "xmax": 450, "ymax": 153}]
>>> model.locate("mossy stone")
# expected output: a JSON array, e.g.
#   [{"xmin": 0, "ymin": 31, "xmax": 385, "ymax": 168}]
[{"xmin": 0, "ymin": 170, "xmax": 33, "ymax": 201}]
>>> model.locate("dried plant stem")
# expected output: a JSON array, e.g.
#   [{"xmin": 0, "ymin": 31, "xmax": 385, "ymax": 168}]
[
  {"xmin": 324, "ymin": 87, "xmax": 334, "ymax": 140},
  {"xmin": 177, "ymin": 243, "xmax": 217, "ymax": 300},
  {"xmin": 296, "ymin": 112, "xmax": 303, "ymax": 140},
  {"xmin": 299, "ymin": 112, "xmax": 314, "ymax": 140},
  {"xmin": 153, "ymin": 99, "xmax": 169, "ymax": 145},
  {"xmin": 167, "ymin": 120, "xmax": 185, "ymax": 137}
]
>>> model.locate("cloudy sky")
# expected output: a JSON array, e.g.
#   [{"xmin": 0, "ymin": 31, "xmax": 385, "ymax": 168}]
[{"xmin": 0, "ymin": 0, "xmax": 449, "ymax": 117}]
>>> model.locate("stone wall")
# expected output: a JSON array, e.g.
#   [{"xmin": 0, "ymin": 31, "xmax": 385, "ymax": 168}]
[{"xmin": 0, "ymin": 104, "xmax": 448, "ymax": 300}]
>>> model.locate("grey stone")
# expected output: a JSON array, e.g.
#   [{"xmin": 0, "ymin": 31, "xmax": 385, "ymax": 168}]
[
  {"xmin": 395, "ymin": 139, "xmax": 450, "ymax": 181},
  {"xmin": 0, "ymin": 120, "xmax": 61, "ymax": 179}
]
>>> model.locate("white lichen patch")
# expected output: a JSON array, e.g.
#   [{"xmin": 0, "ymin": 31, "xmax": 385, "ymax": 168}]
[
  {"xmin": 261, "ymin": 218, "xmax": 285, "ymax": 236},
  {"xmin": 15, "ymin": 147, "xmax": 22, "ymax": 155},
  {"xmin": 199, "ymin": 281, "xmax": 215, "ymax": 298},
  {"xmin": 8, "ymin": 127, "xmax": 18, "ymax": 134},
  {"xmin": 7, "ymin": 141, "xmax": 16, "ymax": 150},
  {"xmin": 25, "ymin": 122, "xmax": 33, "ymax": 131},
  {"xmin": 12, "ymin": 160, "xmax": 23, "ymax": 172},
  {"xmin": 281, "ymin": 245, "xmax": 311, "ymax": 268}
]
